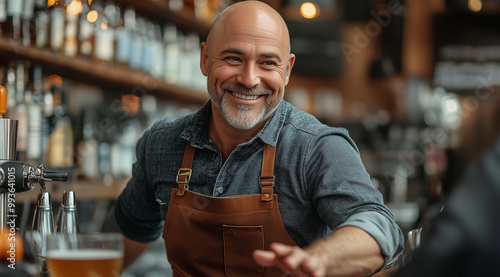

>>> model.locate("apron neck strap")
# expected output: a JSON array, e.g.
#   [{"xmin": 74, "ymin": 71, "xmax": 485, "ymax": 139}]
[
  {"xmin": 176, "ymin": 142, "xmax": 277, "ymax": 201},
  {"xmin": 260, "ymin": 144, "xmax": 276, "ymax": 202},
  {"xmin": 176, "ymin": 142, "xmax": 195, "ymax": 196}
]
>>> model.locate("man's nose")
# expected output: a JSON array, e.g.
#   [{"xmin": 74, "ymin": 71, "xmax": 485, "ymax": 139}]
[{"xmin": 236, "ymin": 64, "xmax": 261, "ymax": 88}]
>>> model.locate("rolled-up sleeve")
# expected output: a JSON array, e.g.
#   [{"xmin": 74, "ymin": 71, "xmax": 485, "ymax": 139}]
[{"xmin": 309, "ymin": 130, "xmax": 404, "ymax": 264}]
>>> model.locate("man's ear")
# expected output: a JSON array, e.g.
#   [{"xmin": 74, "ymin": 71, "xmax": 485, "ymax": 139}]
[
  {"xmin": 200, "ymin": 42, "xmax": 209, "ymax": 76},
  {"xmin": 284, "ymin": 53, "xmax": 295, "ymax": 85}
]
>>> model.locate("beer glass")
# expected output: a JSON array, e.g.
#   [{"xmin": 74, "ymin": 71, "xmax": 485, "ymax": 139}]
[{"xmin": 45, "ymin": 233, "xmax": 123, "ymax": 277}]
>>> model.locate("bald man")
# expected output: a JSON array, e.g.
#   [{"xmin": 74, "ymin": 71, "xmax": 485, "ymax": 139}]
[{"xmin": 105, "ymin": 1, "xmax": 403, "ymax": 276}]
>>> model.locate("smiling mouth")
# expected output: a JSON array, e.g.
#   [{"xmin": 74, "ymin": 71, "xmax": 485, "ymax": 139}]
[{"xmin": 229, "ymin": 91, "xmax": 260, "ymax": 100}]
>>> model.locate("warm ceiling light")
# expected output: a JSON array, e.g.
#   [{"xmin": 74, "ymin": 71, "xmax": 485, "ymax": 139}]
[
  {"xmin": 67, "ymin": 0, "xmax": 83, "ymax": 15},
  {"xmin": 468, "ymin": 0, "xmax": 482, "ymax": 12},
  {"xmin": 300, "ymin": 2, "xmax": 318, "ymax": 19},
  {"xmin": 87, "ymin": 10, "xmax": 98, "ymax": 23}
]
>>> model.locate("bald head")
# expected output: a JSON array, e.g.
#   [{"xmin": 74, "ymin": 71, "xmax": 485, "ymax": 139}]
[{"xmin": 206, "ymin": 1, "xmax": 291, "ymax": 54}]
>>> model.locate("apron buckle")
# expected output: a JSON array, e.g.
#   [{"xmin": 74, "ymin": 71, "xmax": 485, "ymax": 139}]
[
  {"xmin": 177, "ymin": 168, "xmax": 192, "ymax": 184},
  {"xmin": 176, "ymin": 168, "xmax": 192, "ymax": 196},
  {"xmin": 260, "ymin": 176, "xmax": 275, "ymax": 201}
]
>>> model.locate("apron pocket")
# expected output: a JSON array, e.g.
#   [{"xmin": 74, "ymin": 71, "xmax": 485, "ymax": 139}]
[{"xmin": 223, "ymin": 225, "xmax": 265, "ymax": 277}]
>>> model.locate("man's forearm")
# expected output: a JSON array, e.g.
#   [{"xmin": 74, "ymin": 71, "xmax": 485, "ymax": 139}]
[{"xmin": 306, "ymin": 226, "xmax": 385, "ymax": 276}]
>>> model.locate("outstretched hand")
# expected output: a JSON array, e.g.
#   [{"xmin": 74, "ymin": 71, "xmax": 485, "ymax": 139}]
[{"xmin": 253, "ymin": 243, "xmax": 327, "ymax": 277}]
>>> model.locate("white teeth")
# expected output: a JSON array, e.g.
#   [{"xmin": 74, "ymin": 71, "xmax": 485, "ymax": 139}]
[{"xmin": 231, "ymin": 91, "xmax": 259, "ymax": 100}]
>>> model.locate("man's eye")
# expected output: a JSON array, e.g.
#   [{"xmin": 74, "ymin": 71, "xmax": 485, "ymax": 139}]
[
  {"xmin": 226, "ymin": 57, "xmax": 241, "ymax": 63},
  {"xmin": 263, "ymin": 61, "xmax": 277, "ymax": 67}
]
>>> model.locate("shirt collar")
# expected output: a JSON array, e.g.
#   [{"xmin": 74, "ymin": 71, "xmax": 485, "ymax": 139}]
[{"xmin": 181, "ymin": 100, "xmax": 288, "ymax": 148}]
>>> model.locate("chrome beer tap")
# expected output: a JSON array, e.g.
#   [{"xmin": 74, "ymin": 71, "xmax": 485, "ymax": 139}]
[{"xmin": 0, "ymin": 85, "xmax": 68, "ymax": 231}]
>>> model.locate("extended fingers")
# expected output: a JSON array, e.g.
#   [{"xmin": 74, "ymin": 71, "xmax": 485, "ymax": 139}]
[{"xmin": 253, "ymin": 249, "xmax": 277, "ymax": 267}]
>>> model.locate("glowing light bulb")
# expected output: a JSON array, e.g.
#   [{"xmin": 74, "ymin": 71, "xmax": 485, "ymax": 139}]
[
  {"xmin": 300, "ymin": 2, "xmax": 318, "ymax": 19},
  {"xmin": 87, "ymin": 10, "xmax": 98, "ymax": 23},
  {"xmin": 468, "ymin": 0, "xmax": 482, "ymax": 12},
  {"xmin": 67, "ymin": 0, "xmax": 83, "ymax": 15}
]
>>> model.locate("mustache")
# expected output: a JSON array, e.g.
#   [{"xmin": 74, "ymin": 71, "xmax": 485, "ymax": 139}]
[{"xmin": 220, "ymin": 82, "xmax": 273, "ymax": 96}]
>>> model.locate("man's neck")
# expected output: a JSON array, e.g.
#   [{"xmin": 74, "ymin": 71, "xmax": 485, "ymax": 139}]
[{"xmin": 208, "ymin": 106, "xmax": 265, "ymax": 163}]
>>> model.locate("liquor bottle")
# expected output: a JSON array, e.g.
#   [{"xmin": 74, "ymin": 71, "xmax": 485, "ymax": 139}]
[
  {"xmin": 186, "ymin": 33, "xmax": 205, "ymax": 89},
  {"xmin": 34, "ymin": 0, "xmax": 50, "ymax": 49},
  {"xmin": 129, "ymin": 15, "xmax": 145, "ymax": 71},
  {"xmin": 78, "ymin": 0, "xmax": 94, "ymax": 58},
  {"xmin": 141, "ymin": 19, "xmax": 154, "ymax": 74},
  {"xmin": 21, "ymin": 0, "xmax": 36, "ymax": 47},
  {"xmin": 46, "ymin": 77, "xmax": 74, "ymax": 167},
  {"xmin": 6, "ymin": 0, "xmax": 23, "ymax": 41},
  {"xmin": 163, "ymin": 23, "xmax": 180, "ymax": 84},
  {"xmin": 12, "ymin": 61, "xmax": 28, "ymax": 161},
  {"xmin": 150, "ymin": 22, "xmax": 164, "ymax": 78},
  {"xmin": 169, "ymin": 0, "xmax": 183, "ymax": 12},
  {"xmin": 93, "ymin": 0, "xmax": 116, "ymax": 66},
  {"xmin": 4, "ymin": 63, "xmax": 16, "ymax": 112},
  {"xmin": 76, "ymin": 107, "xmax": 99, "ymax": 179},
  {"xmin": 63, "ymin": 0, "xmax": 80, "ymax": 57},
  {"xmin": 49, "ymin": 1, "xmax": 65, "ymax": 53},
  {"xmin": 55, "ymin": 190, "xmax": 80, "ymax": 234},
  {"xmin": 178, "ymin": 32, "xmax": 191, "ymax": 87},
  {"xmin": 26, "ymin": 64, "xmax": 46, "ymax": 165},
  {"xmin": 115, "ymin": 5, "xmax": 134, "ymax": 68},
  {"xmin": 0, "ymin": 0, "xmax": 6, "ymax": 37}
]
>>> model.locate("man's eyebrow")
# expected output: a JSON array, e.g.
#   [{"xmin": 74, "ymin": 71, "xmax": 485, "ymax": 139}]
[{"xmin": 220, "ymin": 48, "xmax": 282, "ymax": 63}]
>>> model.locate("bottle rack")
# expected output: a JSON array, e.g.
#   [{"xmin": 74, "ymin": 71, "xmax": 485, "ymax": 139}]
[
  {"xmin": 0, "ymin": 38, "xmax": 209, "ymax": 106},
  {"xmin": 0, "ymin": 0, "xmax": 216, "ymax": 200},
  {"xmin": 0, "ymin": 0, "xmax": 213, "ymax": 106}
]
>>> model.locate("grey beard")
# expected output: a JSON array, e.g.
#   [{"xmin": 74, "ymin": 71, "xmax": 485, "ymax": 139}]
[
  {"xmin": 220, "ymin": 99, "xmax": 268, "ymax": 130},
  {"xmin": 208, "ymin": 82, "xmax": 282, "ymax": 130}
]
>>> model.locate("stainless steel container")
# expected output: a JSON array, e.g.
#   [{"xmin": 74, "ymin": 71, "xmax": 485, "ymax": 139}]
[{"xmin": 0, "ymin": 118, "xmax": 18, "ymax": 231}]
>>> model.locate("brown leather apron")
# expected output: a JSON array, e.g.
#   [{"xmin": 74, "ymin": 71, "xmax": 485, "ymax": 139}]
[{"xmin": 163, "ymin": 143, "xmax": 297, "ymax": 276}]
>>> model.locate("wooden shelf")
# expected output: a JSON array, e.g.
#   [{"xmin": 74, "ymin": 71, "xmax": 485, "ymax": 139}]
[
  {"xmin": 15, "ymin": 178, "xmax": 129, "ymax": 202},
  {"xmin": 0, "ymin": 38, "xmax": 209, "ymax": 106},
  {"xmin": 115, "ymin": 0, "xmax": 212, "ymax": 38}
]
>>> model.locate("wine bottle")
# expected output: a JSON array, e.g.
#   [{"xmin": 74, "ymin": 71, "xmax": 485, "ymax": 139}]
[{"xmin": 46, "ymin": 77, "xmax": 74, "ymax": 167}]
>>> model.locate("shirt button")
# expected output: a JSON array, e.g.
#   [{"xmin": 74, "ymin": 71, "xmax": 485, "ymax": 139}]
[{"xmin": 217, "ymin": 187, "xmax": 224, "ymax": 194}]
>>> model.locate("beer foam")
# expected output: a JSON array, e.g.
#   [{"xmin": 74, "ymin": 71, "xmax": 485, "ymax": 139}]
[{"xmin": 47, "ymin": 249, "xmax": 123, "ymax": 260}]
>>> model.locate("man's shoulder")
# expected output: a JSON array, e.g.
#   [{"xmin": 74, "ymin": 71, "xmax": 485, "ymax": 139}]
[
  {"xmin": 282, "ymin": 101, "xmax": 348, "ymax": 137},
  {"xmin": 145, "ymin": 112, "xmax": 197, "ymax": 141}
]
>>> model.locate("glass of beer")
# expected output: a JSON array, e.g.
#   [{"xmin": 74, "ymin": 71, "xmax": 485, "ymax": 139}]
[{"xmin": 45, "ymin": 233, "xmax": 123, "ymax": 277}]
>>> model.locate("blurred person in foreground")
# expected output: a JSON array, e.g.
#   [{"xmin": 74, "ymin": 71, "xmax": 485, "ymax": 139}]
[
  {"xmin": 393, "ymin": 87, "xmax": 500, "ymax": 276},
  {"xmin": 103, "ymin": 1, "xmax": 403, "ymax": 276}
]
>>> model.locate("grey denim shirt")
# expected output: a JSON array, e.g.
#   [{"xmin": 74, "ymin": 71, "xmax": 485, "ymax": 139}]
[{"xmin": 115, "ymin": 100, "xmax": 404, "ymax": 263}]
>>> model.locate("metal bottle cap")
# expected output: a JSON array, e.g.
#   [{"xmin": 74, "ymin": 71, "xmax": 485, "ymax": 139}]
[
  {"xmin": 61, "ymin": 190, "xmax": 76, "ymax": 209},
  {"xmin": 37, "ymin": 191, "xmax": 52, "ymax": 209}
]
